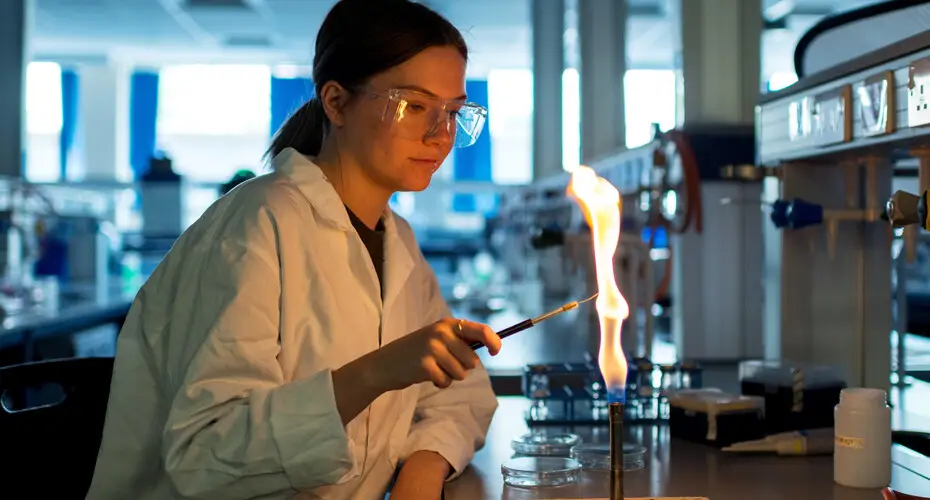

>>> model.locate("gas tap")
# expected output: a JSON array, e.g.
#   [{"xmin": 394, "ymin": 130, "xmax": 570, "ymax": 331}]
[{"xmin": 886, "ymin": 189, "xmax": 930, "ymax": 231}]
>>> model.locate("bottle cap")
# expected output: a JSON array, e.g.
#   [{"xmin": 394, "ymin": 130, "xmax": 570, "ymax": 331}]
[{"xmin": 840, "ymin": 388, "xmax": 887, "ymax": 408}]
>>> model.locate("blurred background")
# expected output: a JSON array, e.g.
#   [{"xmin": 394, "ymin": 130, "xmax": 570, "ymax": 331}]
[{"xmin": 1, "ymin": 0, "xmax": 928, "ymax": 386}]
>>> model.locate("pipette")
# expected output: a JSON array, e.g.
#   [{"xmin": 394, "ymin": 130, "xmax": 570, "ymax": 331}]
[
  {"xmin": 722, "ymin": 428, "xmax": 834, "ymax": 456},
  {"xmin": 469, "ymin": 292, "xmax": 599, "ymax": 350}
]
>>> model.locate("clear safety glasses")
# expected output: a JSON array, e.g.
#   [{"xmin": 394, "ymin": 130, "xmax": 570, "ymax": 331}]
[{"xmin": 368, "ymin": 88, "xmax": 488, "ymax": 148}]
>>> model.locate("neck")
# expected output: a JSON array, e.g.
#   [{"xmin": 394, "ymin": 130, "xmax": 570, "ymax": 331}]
[{"xmin": 315, "ymin": 137, "xmax": 391, "ymax": 229}]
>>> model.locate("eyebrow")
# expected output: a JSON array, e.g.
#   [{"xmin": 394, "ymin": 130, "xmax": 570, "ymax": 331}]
[{"xmin": 396, "ymin": 84, "xmax": 468, "ymax": 101}]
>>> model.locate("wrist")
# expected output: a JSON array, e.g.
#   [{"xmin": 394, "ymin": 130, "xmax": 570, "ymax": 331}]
[
  {"xmin": 334, "ymin": 351, "xmax": 390, "ymax": 402},
  {"xmin": 357, "ymin": 348, "xmax": 396, "ymax": 395}
]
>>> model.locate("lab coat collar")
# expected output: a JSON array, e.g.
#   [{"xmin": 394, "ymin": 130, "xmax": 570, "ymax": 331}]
[{"xmin": 273, "ymin": 147, "xmax": 416, "ymax": 310}]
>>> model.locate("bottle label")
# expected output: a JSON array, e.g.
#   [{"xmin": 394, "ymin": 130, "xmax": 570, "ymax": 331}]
[{"xmin": 835, "ymin": 435, "xmax": 865, "ymax": 450}]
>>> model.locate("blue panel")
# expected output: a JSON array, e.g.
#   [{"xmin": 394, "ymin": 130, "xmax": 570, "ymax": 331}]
[
  {"xmin": 129, "ymin": 72, "xmax": 160, "ymax": 179},
  {"xmin": 641, "ymin": 226, "xmax": 668, "ymax": 249},
  {"xmin": 452, "ymin": 80, "xmax": 493, "ymax": 213},
  {"xmin": 59, "ymin": 69, "xmax": 79, "ymax": 180},
  {"xmin": 270, "ymin": 77, "xmax": 314, "ymax": 137}
]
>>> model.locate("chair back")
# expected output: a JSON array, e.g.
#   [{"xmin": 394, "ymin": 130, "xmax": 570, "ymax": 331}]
[{"xmin": 0, "ymin": 356, "xmax": 114, "ymax": 499}]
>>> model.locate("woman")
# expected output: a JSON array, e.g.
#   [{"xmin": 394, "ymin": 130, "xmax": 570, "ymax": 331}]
[{"xmin": 86, "ymin": 1, "xmax": 501, "ymax": 499}]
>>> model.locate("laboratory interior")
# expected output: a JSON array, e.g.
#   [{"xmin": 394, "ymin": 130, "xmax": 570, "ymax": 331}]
[{"xmin": 1, "ymin": 0, "xmax": 929, "ymax": 498}]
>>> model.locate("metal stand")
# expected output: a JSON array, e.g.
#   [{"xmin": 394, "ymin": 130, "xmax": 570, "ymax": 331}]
[{"xmin": 609, "ymin": 402, "xmax": 624, "ymax": 500}]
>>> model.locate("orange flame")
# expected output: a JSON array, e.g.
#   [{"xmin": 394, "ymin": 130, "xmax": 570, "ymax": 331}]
[{"xmin": 567, "ymin": 165, "xmax": 630, "ymax": 402}]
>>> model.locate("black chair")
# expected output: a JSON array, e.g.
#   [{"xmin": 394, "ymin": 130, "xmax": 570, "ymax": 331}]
[{"xmin": 0, "ymin": 357, "xmax": 114, "ymax": 499}]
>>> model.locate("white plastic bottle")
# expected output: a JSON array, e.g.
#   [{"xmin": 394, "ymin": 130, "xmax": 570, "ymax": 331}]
[{"xmin": 834, "ymin": 388, "xmax": 892, "ymax": 488}]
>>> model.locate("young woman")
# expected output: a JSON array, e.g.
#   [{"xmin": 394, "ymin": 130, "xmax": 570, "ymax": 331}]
[{"xmin": 86, "ymin": 1, "xmax": 500, "ymax": 499}]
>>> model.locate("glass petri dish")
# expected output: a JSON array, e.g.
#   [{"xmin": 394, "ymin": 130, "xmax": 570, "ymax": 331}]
[
  {"xmin": 511, "ymin": 432, "xmax": 581, "ymax": 456},
  {"xmin": 501, "ymin": 457, "xmax": 583, "ymax": 488},
  {"xmin": 570, "ymin": 442, "xmax": 646, "ymax": 471}
]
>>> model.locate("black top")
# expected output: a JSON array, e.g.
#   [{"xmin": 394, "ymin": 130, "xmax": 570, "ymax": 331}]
[{"xmin": 345, "ymin": 206, "xmax": 385, "ymax": 297}]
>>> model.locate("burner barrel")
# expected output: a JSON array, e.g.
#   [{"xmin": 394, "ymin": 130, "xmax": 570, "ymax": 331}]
[{"xmin": 609, "ymin": 402, "xmax": 624, "ymax": 499}]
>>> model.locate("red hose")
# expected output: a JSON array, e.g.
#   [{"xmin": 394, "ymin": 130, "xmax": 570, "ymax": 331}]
[{"xmin": 645, "ymin": 129, "xmax": 704, "ymax": 302}]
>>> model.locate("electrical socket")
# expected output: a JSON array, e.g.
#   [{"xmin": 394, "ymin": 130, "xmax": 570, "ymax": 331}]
[{"xmin": 907, "ymin": 58, "xmax": 930, "ymax": 128}]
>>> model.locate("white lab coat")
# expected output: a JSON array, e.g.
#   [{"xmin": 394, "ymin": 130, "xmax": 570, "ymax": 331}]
[{"xmin": 85, "ymin": 148, "xmax": 498, "ymax": 500}]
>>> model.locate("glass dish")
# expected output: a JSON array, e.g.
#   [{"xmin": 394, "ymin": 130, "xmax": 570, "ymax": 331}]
[
  {"xmin": 569, "ymin": 442, "xmax": 647, "ymax": 471},
  {"xmin": 511, "ymin": 431, "xmax": 581, "ymax": 456},
  {"xmin": 501, "ymin": 457, "xmax": 583, "ymax": 487}
]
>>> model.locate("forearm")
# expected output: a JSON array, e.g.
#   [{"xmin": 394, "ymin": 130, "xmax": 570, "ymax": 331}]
[
  {"xmin": 391, "ymin": 451, "xmax": 450, "ymax": 499},
  {"xmin": 331, "ymin": 350, "xmax": 391, "ymax": 426}
]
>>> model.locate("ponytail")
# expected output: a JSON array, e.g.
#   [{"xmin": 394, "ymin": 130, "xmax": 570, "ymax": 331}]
[{"xmin": 266, "ymin": 96, "xmax": 327, "ymax": 162}]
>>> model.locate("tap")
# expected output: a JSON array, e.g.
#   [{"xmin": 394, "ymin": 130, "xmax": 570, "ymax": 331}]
[{"xmin": 886, "ymin": 190, "xmax": 930, "ymax": 230}]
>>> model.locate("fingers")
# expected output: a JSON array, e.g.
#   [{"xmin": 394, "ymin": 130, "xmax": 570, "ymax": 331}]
[
  {"xmin": 433, "ymin": 344, "xmax": 469, "ymax": 382},
  {"xmin": 445, "ymin": 334, "xmax": 479, "ymax": 371},
  {"xmin": 452, "ymin": 319, "xmax": 501, "ymax": 356},
  {"xmin": 422, "ymin": 357, "xmax": 452, "ymax": 388}
]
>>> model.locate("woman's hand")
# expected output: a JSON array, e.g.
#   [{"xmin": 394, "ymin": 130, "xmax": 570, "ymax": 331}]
[
  {"xmin": 375, "ymin": 318, "xmax": 501, "ymax": 391},
  {"xmin": 390, "ymin": 451, "xmax": 450, "ymax": 500},
  {"xmin": 331, "ymin": 318, "xmax": 500, "ymax": 426}
]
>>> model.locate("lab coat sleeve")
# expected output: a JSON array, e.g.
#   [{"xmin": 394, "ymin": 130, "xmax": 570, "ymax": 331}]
[
  {"xmin": 399, "ymin": 263, "xmax": 499, "ymax": 480},
  {"xmin": 161, "ymin": 200, "xmax": 359, "ymax": 500}
]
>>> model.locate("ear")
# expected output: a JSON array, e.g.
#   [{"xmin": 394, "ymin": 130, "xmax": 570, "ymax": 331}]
[{"xmin": 319, "ymin": 81, "xmax": 352, "ymax": 127}]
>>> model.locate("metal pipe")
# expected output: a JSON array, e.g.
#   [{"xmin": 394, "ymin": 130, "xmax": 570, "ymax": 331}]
[
  {"xmin": 609, "ymin": 402, "xmax": 625, "ymax": 500},
  {"xmin": 894, "ymin": 248, "xmax": 910, "ymax": 386}
]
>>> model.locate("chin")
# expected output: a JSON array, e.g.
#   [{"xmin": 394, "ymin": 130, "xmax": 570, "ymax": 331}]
[
  {"xmin": 401, "ymin": 178, "xmax": 433, "ymax": 192},
  {"xmin": 396, "ymin": 171, "xmax": 435, "ymax": 192}
]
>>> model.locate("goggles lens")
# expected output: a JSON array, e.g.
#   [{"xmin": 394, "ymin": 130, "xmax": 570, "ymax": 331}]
[{"xmin": 376, "ymin": 89, "xmax": 487, "ymax": 148}]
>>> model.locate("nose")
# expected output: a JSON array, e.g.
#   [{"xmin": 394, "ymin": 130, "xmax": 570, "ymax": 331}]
[{"xmin": 424, "ymin": 116, "xmax": 454, "ymax": 147}]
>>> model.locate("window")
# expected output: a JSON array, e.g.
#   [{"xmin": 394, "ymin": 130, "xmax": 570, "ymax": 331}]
[
  {"xmin": 563, "ymin": 68, "xmax": 581, "ymax": 171},
  {"xmin": 157, "ymin": 65, "xmax": 271, "ymax": 137},
  {"xmin": 560, "ymin": 68, "xmax": 677, "ymax": 166},
  {"xmin": 25, "ymin": 62, "xmax": 63, "ymax": 182},
  {"xmin": 624, "ymin": 70, "xmax": 676, "ymax": 149},
  {"xmin": 156, "ymin": 65, "xmax": 272, "ymax": 225},
  {"xmin": 156, "ymin": 64, "xmax": 272, "ymax": 185},
  {"xmin": 487, "ymin": 69, "xmax": 533, "ymax": 185}
]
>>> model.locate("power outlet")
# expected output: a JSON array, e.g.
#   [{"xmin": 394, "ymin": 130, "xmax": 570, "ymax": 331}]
[{"xmin": 907, "ymin": 58, "xmax": 930, "ymax": 128}]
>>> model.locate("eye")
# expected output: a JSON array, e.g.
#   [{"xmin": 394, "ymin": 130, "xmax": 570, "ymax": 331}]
[{"xmin": 405, "ymin": 101, "xmax": 428, "ymax": 113}]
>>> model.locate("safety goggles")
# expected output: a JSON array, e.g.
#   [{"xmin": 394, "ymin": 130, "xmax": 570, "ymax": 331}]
[{"xmin": 366, "ymin": 88, "xmax": 488, "ymax": 148}]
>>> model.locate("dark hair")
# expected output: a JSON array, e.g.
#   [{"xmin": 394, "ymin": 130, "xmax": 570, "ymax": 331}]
[{"xmin": 266, "ymin": 0, "xmax": 468, "ymax": 161}]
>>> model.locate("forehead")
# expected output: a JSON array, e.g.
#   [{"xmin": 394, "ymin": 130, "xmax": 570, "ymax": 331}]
[{"xmin": 369, "ymin": 45, "xmax": 467, "ymax": 100}]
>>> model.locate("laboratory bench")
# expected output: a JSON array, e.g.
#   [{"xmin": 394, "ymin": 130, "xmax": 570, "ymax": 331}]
[
  {"xmin": 0, "ymin": 281, "xmax": 135, "ymax": 365},
  {"xmin": 444, "ymin": 397, "xmax": 930, "ymax": 500}
]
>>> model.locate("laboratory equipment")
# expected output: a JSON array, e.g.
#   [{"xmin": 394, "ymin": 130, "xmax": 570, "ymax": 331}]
[
  {"xmin": 609, "ymin": 402, "xmax": 624, "ymax": 500},
  {"xmin": 739, "ymin": 360, "xmax": 846, "ymax": 433},
  {"xmin": 140, "ymin": 155, "xmax": 185, "ymax": 242},
  {"xmin": 491, "ymin": 126, "xmax": 762, "ymax": 364},
  {"xmin": 491, "ymin": 179, "xmax": 658, "ymax": 361},
  {"xmin": 754, "ymin": 17, "xmax": 930, "ymax": 392},
  {"xmin": 834, "ymin": 388, "xmax": 892, "ymax": 489},
  {"xmin": 510, "ymin": 432, "xmax": 580, "ymax": 456},
  {"xmin": 468, "ymin": 292, "xmax": 598, "ymax": 350},
  {"xmin": 722, "ymin": 427, "xmax": 834, "ymax": 455},
  {"xmin": 522, "ymin": 357, "xmax": 703, "ymax": 426},
  {"xmin": 500, "ymin": 457, "xmax": 582, "ymax": 488},
  {"xmin": 569, "ymin": 442, "xmax": 646, "ymax": 471},
  {"xmin": 667, "ymin": 389, "xmax": 766, "ymax": 447}
]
